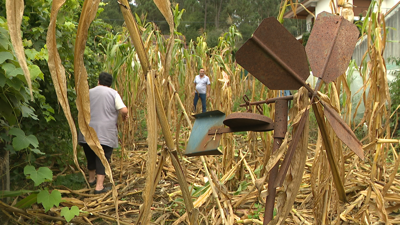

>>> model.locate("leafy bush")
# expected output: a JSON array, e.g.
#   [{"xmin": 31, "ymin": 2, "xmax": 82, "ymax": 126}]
[
  {"xmin": 388, "ymin": 57, "xmax": 400, "ymax": 136},
  {"xmin": 1, "ymin": 165, "xmax": 80, "ymax": 222}
]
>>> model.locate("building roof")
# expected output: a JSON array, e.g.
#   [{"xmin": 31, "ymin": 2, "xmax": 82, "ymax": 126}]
[
  {"xmin": 284, "ymin": 0, "xmax": 372, "ymax": 19},
  {"xmin": 284, "ymin": 0, "xmax": 319, "ymax": 19}
]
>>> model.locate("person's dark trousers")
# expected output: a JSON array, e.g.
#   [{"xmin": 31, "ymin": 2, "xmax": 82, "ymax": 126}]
[
  {"xmin": 81, "ymin": 143, "xmax": 113, "ymax": 175},
  {"xmin": 194, "ymin": 93, "xmax": 207, "ymax": 113}
]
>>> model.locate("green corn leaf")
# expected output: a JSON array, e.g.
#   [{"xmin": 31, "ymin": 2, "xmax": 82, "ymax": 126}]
[
  {"xmin": 0, "ymin": 190, "xmax": 36, "ymax": 198},
  {"xmin": 15, "ymin": 193, "xmax": 38, "ymax": 209}
]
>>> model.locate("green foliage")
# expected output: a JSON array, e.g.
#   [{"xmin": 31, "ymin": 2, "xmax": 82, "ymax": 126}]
[
  {"xmin": 37, "ymin": 189, "xmax": 62, "ymax": 212},
  {"xmin": 0, "ymin": 1, "xmax": 114, "ymax": 222},
  {"xmin": 234, "ymin": 180, "xmax": 249, "ymax": 195},
  {"xmin": 302, "ymin": 31, "xmax": 311, "ymax": 46},
  {"xmin": 24, "ymin": 165, "xmax": 53, "ymax": 186},
  {"xmin": 7, "ymin": 165, "xmax": 80, "ymax": 221},
  {"xmin": 254, "ymin": 165, "xmax": 263, "ymax": 178},
  {"xmin": 134, "ymin": 0, "xmax": 168, "ymax": 32},
  {"xmin": 8, "ymin": 127, "xmax": 41, "ymax": 153},
  {"xmin": 247, "ymin": 203, "xmax": 264, "ymax": 220},
  {"xmin": 0, "ymin": 189, "xmax": 36, "ymax": 198},
  {"xmin": 14, "ymin": 193, "xmax": 38, "ymax": 209},
  {"xmin": 0, "ymin": 16, "xmax": 45, "ymax": 126},
  {"xmin": 172, "ymin": 4, "xmax": 185, "ymax": 35},
  {"xmin": 283, "ymin": 18, "xmax": 307, "ymax": 37},
  {"xmin": 170, "ymin": 197, "xmax": 186, "ymax": 215},
  {"xmin": 61, "ymin": 206, "xmax": 80, "ymax": 222},
  {"xmin": 389, "ymin": 57, "xmax": 400, "ymax": 136},
  {"xmin": 130, "ymin": 0, "xmax": 284, "ymax": 47},
  {"xmin": 96, "ymin": 0, "xmax": 128, "ymax": 32},
  {"xmin": 0, "ymin": 0, "xmax": 114, "ymax": 175},
  {"xmin": 53, "ymin": 172, "xmax": 86, "ymax": 190},
  {"xmin": 206, "ymin": 28, "xmax": 224, "ymax": 47},
  {"xmin": 191, "ymin": 182, "xmax": 210, "ymax": 197}
]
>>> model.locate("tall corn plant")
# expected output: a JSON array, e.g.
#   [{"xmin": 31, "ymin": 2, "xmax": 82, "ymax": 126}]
[
  {"xmin": 355, "ymin": 0, "xmax": 392, "ymax": 223},
  {"xmin": 102, "ymin": 30, "xmax": 146, "ymax": 149},
  {"xmin": 108, "ymin": 2, "xmax": 256, "ymax": 221},
  {"xmin": 313, "ymin": 0, "xmax": 393, "ymax": 223},
  {"xmin": 105, "ymin": 1, "xmax": 268, "ymax": 223}
]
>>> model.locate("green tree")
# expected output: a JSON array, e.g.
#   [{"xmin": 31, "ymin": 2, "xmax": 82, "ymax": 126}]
[
  {"xmin": 134, "ymin": 0, "xmax": 169, "ymax": 33},
  {"xmin": 389, "ymin": 57, "xmax": 400, "ymax": 136},
  {"xmin": 0, "ymin": 14, "xmax": 47, "ymax": 194},
  {"xmin": 225, "ymin": 0, "xmax": 281, "ymax": 45},
  {"xmin": 132, "ymin": 0, "xmax": 299, "ymax": 48},
  {"xmin": 0, "ymin": 0, "xmax": 114, "ymax": 191},
  {"xmin": 97, "ymin": 0, "xmax": 136, "ymax": 32}
]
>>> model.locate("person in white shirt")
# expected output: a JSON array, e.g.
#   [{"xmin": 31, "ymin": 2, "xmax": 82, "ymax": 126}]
[
  {"xmin": 78, "ymin": 72, "xmax": 128, "ymax": 194},
  {"xmin": 193, "ymin": 68, "xmax": 210, "ymax": 113}
]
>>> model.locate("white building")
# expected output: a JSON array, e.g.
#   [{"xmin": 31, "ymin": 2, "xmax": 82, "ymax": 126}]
[{"xmin": 284, "ymin": 0, "xmax": 400, "ymax": 121}]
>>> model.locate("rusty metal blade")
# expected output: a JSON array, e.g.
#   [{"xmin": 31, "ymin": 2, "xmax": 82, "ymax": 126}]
[
  {"xmin": 236, "ymin": 17, "xmax": 309, "ymax": 90},
  {"xmin": 223, "ymin": 112, "xmax": 273, "ymax": 129},
  {"xmin": 274, "ymin": 109, "xmax": 309, "ymax": 188},
  {"xmin": 306, "ymin": 11, "xmax": 359, "ymax": 83},
  {"xmin": 185, "ymin": 110, "xmax": 225, "ymax": 156},
  {"xmin": 323, "ymin": 102, "xmax": 365, "ymax": 160}
]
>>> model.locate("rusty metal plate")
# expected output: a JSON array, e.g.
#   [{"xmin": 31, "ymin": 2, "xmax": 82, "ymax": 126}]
[
  {"xmin": 184, "ymin": 110, "xmax": 225, "ymax": 157},
  {"xmin": 236, "ymin": 17, "xmax": 310, "ymax": 90},
  {"xmin": 223, "ymin": 112, "xmax": 273, "ymax": 131},
  {"xmin": 323, "ymin": 102, "xmax": 364, "ymax": 159},
  {"xmin": 306, "ymin": 11, "xmax": 359, "ymax": 83}
]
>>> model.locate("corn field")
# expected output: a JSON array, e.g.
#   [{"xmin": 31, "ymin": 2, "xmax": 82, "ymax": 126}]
[{"xmin": 2, "ymin": 0, "xmax": 400, "ymax": 224}]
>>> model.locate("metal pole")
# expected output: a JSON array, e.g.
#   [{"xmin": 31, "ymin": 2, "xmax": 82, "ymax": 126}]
[{"xmin": 264, "ymin": 99, "xmax": 288, "ymax": 224}]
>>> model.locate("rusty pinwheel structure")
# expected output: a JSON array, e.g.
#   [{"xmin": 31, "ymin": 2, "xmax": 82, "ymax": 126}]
[{"xmin": 186, "ymin": 11, "xmax": 364, "ymax": 225}]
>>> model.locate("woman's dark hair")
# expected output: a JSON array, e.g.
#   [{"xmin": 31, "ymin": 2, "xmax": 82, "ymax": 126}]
[{"xmin": 98, "ymin": 72, "xmax": 113, "ymax": 87}]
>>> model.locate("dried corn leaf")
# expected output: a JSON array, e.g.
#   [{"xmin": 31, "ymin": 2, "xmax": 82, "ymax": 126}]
[
  {"xmin": 383, "ymin": 145, "xmax": 400, "ymax": 195},
  {"xmin": 172, "ymin": 159, "xmax": 242, "ymax": 224},
  {"xmin": 137, "ymin": 71, "xmax": 157, "ymax": 224},
  {"xmin": 73, "ymin": 0, "xmax": 119, "ymax": 224},
  {"xmin": 312, "ymin": 102, "xmax": 347, "ymax": 202},
  {"xmin": 340, "ymin": 194, "xmax": 365, "ymax": 221},
  {"xmin": 153, "ymin": 0, "xmax": 174, "ymax": 79},
  {"xmin": 74, "ymin": 0, "xmax": 109, "ymax": 181},
  {"xmin": 6, "ymin": 0, "xmax": 33, "ymax": 100},
  {"xmin": 60, "ymin": 197, "xmax": 85, "ymax": 208},
  {"xmin": 368, "ymin": 180, "xmax": 390, "ymax": 224},
  {"xmin": 274, "ymin": 107, "xmax": 309, "ymax": 187},
  {"xmin": 272, "ymin": 87, "xmax": 310, "ymax": 225},
  {"xmin": 118, "ymin": 0, "xmax": 149, "ymax": 74},
  {"xmin": 338, "ymin": 75, "xmax": 352, "ymax": 124},
  {"xmin": 46, "ymin": 0, "xmax": 86, "ymax": 186},
  {"xmin": 153, "ymin": 77, "xmax": 197, "ymax": 223},
  {"xmin": 153, "ymin": 0, "xmax": 174, "ymax": 32}
]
